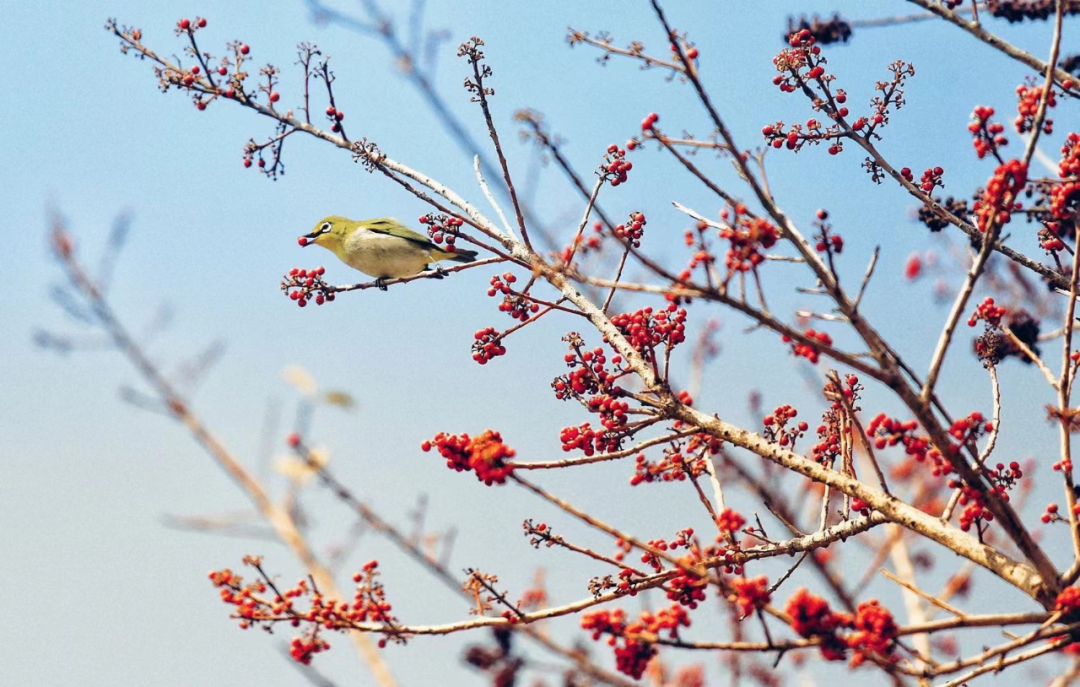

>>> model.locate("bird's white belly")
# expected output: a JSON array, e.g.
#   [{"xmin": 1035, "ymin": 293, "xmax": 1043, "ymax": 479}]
[{"xmin": 343, "ymin": 231, "xmax": 432, "ymax": 278}]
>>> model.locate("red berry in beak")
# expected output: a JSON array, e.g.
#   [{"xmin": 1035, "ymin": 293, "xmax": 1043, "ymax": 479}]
[{"xmin": 298, "ymin": 237, "xmax": 308, "ymax": 246}]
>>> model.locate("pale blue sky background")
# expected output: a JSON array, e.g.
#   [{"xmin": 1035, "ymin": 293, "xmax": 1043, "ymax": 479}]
[{"xmin": 3, "ymin": 1, "xmax": 1078, "ymax": 685}]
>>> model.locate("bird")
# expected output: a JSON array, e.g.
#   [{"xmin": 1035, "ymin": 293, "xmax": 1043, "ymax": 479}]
[{"xmin": 299, "ymin": 216, "xmax": 478, "ymax": 289}]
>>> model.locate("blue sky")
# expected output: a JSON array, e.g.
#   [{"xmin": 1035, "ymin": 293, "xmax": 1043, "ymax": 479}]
[{"xmin": 3, "ymin": 1, "xmax": 1078, "ymax": 685}]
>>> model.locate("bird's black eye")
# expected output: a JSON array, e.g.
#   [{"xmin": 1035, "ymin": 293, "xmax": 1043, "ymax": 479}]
[{"xmin": 320, "ymin": 222, "xmax": 332, "ymax": 233}]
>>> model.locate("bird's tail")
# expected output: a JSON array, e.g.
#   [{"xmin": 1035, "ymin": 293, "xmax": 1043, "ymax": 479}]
[{"xmin": 440, "ymin": 247, "xmax": 479, "ymax": 263}]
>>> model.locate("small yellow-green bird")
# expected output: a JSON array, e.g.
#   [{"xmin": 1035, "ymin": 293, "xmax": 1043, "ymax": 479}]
[{"xmin": 299, "ymin": 216, "xmax": 478, "ymax": 289}]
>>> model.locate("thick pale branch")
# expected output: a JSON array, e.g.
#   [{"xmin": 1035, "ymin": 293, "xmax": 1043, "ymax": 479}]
[{"xmin": 673, "ymin": 402, "xmax": 1048, "ymax": 601}]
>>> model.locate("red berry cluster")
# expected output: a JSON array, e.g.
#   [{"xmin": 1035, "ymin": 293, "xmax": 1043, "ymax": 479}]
[
  {"xmin": 419, "ymin": 214, "xmax": 464, "ymax": 250},
  {"xmin": 810, "ymin": 378, "xmax": 858, "ymax": 466},
  {"xmin": 967, "ymin": 296, "xmax": 1007, "ymax": 327},
  {"xmin": 969, "ymin": 106, "xmax": 1008, "ymax": 159},
  {"xmin": 850, "ymin": 497, "xmax": 871, "ymax": 517},
  {"xmin": 610, "ymin": 304, "xmax": 688, "ymax": 358},
  {"xmin": 471, "ymin": 327, "xmax": 507, "ymax": 364},
  {"xmin": 947, "ymin": 411, "xmax": 993, "ymax": 445},
  {"xmin": 421, "ymin": 430, "xmax": 516, "ymax": 485},
  {"xmin": 587, "ymin": 393, "xmax": 630, "ymax": 431},
  {"xmin": 630, "ymin": 444, "xmax": 707, "ymax": 486},
  {"xmin": 715, "ymin": 508, "xmax": 746, "ymax": 538},
  {"xmin": 813, "ymin": 209, "xmax": 844, "ymax": 253},
  {"xmin": 281, "ymin": 266, "xmax": 334, "ymax": 307},
  {"xmin": 952, "ymin": 462, "xmax": 1022, "ymax": 533},
  {"xmin": 639, "ymin": 539, "xmax": 677, "ymax": 572},
  {"xmin": 614, "ymin": 212, "xmax": 646, "ymax": 248},
  {"xmin": 867, "ymin": 414, "xmax": 950, "ymax": 477},
  {"xmin": 580, "ymin": 609, "xmax": 656, "ymax": 679},
  {"xmin": 899, "ymin": 166, "xmax": 914, "ymax": 183},
  {"xmin": 1055, "ymin": 586, "xmax": 1080, "ymax": 614},
  {"xmin": 668, "ymin": 527, "xmax": 695, "ymax": 551},
  {"xmin": 918, "ymin": 166, "xmax": 945, "ymax": 194},
  {"xmin": 785, "ymin": 588, "xmax": 849, "ymax": 661},
  {"xmin": 1014, "ymin": 82, "xmax": 1055, "ymax": 134},
  {"xmin": 729, "ymin": 575, "xmax": 771, "ymax": 617},
  {"xmin": 815, "ymin": 234, "xmax": 843, "ymax": 253},
  {"xmin": 325, "ymin": 105, "xmax": 345, "ymax": 133},
  {"xmin": 952, "ymin": 481, "xmax": 994, "ymax": 532},
  {"xmin": 1050, "ymin": 133, "xmax": 1080, "ymax": 220},
  {"xmin": 635, "ymin": 604, "xmax": 692, "ymax": 639},
  {"xmin": 1042, "ymin": 224, "xmax": 1069, "ymax": 252},
  {"xmin": 761, "ymin": 119, "xmax": 844, "ymax": 154},
  {"xmin": 602, "ymin": 143, "xmax": 633, "ymax": 186},
  {"xmin": 640, "ymin": 112, "xmax": 659, "ymax": 132},
  {"xmin": 772, "ymin": 29, "xmax": 828, "ymax": 93},
  {"xmin": 208, "ymin": 557, "xmax": 401, "ymax": 665},
  {"xmin": 289, "ymin": 635, "xmax": 330, "ymax": 665},
  {"xmin": 973, "ymin": 159, "xmax": 1027, "ymax": 232},
  {"xmin": 175, "ymin": 16, "xmax": 208, "ymax": 33},
  {"xmin": 554, "ymin": 345, "xmax": 624, "ymax": 400},
  {"xmin": 684, "ymin": 427, "xmax": 724, "ymax": 455},
  {"xmin": 782, "ymin": 328, "xmax": 833, "ymax": 364},
  {"xmin": 989, "ymin": 461, "xmax": 1025, "ymax": 496},
  {"xmin": 666, "ymin": 567, "xmax": 708, "ymax": 608},
  {"xmin": 763, "ymin": 404, "xmax": 809, "ymax": 449},
  {"xmin": 559, "ymin": 422, "xmax": 622, "ymax": 455},
  {"xmin": 487, "ymin": 272, "xmax": 539, "ymax": 322},
  {"xmin": 718, "ymin": 207, "xmax": 780, "ymax": 272},
  {"xmin": 1041, "ymin": 502, "xmax": 1065, "ymax": 524},
  {"xmin": 847, "ymin": 600, "xmax": 898, "ymax": 667},
  {"xmin": 582, "ymin": 603, "xmax": 695, "ymax": 680}
]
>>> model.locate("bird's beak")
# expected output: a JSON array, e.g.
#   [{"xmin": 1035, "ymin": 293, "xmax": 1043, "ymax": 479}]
[{"xmin": 298, "ymin": 233, "xmax": 318, "ymax": 247}]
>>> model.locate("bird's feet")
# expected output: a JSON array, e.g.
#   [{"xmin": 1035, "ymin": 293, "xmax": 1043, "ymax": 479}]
[
  {"xmin": 375, "ymin": 277, "xmax": 389, "ymax": 291},
  {"xmin": 434, "ymin": 264, "xmax": 448, "ymax": 278}
]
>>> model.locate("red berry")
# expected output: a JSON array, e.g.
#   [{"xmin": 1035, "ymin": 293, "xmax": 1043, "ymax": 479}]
[
  {"xmin": 243, "ymin": 158, "xmax": 252, "ymax": 168},
  {"xmin": 197, "ymin": 17, "xmax": 207, "ymax": 28},
  {"xmin": 269, "ymin": 91, "xmax": 280, "ymax": 103},
  {"xmin": 298, "ymin": 237, "xmax": 308, "ymax": 246},
  {"xmin": 287, "ymin": 433, "xmax": 301, "ymax": 448},
  {"xmin": 178, "ymin": 18, "xmax": 190, "ymax": 30},
  {"xmin": 218, "ymin": 67, "xmax": 228, "ymax": 76},
  {"xmin": 239, "ymin": 44, "xmax": 250, "ymax": 55}
]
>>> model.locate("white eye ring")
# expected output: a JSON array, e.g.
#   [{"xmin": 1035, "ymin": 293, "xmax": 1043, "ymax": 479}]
[{"xmin": 320, "ymin": 222, "xmax": 332, "ymax": 233}]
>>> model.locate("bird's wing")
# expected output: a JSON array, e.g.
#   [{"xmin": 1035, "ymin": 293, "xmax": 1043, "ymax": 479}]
[{"xmin": 361, "ymin": 218, "xmax": 436, "ymax": 248}]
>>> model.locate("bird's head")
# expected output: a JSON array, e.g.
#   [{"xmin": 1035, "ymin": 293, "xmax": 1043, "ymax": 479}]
[{"xmin": 299, "ymin": 216, "xmax": 351, "ymax": 251}]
